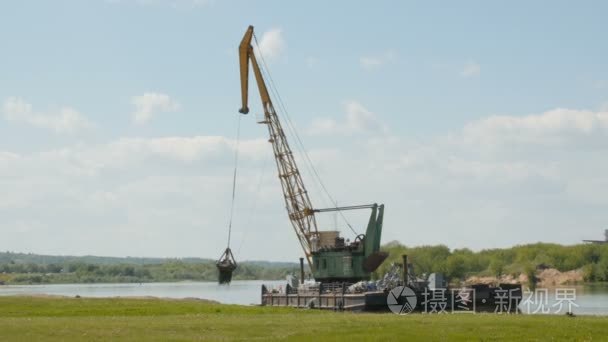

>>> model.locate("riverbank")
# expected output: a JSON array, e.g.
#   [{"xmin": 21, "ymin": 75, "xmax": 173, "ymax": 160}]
[
  {"xmin": 0, "ymin": 296, "xmax": 606, "ymax": 341},
  {"xmin": 465, "ymin": 268, "xmax": 585, "ymax": 287},
  {"xmin": 0, "ymin": 266, "xmax": 597, "ymax": 287}
]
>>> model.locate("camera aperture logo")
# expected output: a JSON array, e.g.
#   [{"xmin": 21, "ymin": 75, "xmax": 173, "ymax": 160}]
[{"xmin": 387, "ymin": 286, "xmax": 417, "ymax": 314}]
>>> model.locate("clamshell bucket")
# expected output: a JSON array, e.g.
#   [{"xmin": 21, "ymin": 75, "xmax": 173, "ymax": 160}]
[{"xmin": 216, "ymin": 247, "xmax": 237, "ymax": 284}]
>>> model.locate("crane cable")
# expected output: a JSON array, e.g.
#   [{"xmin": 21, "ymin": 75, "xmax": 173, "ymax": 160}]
[
  {"xmin": 226, "ymin": 114, "xmax": 242, "ymax": 248},
  {"xmin": 237, "ymin": 151, "xmax": 271, "ymax": 255},
  {"xmin": 253, "ymin": 34, "xmax": 330, "ymax": 212},
  {"xmin": 253, "ymin": 33, "xmax": 357, "ymax": 236}
]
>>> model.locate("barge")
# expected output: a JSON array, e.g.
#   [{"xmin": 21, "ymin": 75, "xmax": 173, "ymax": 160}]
[{"xmin": 261, "ymin": 255, "xmax": 522, "ymax": 313}]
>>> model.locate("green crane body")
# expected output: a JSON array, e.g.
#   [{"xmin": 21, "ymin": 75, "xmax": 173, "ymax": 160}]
[
  {"xmin": 238, "ymin": 25, "xmax": 387, "ymax": 283},
  {"xmin": 312, "ymin": 204, "xmax": 385, "ymax": 282}
]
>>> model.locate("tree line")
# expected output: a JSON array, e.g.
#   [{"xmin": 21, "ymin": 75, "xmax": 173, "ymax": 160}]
[
  {"xmin": 0, "ymin": 253, "xmax": 301, "ymax": 284},
  {"xmin": 3, "ymin": 242, "xmax": 608, "ymax": 285},
  {"xmin": 376, "ymin": 241, "xmax": 608, "ymax": 283}
]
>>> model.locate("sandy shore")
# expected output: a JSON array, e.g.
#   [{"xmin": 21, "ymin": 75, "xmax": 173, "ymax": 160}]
[{"xmin": 465, "ymin": 268, "xmax": 584, "ymax": 287}]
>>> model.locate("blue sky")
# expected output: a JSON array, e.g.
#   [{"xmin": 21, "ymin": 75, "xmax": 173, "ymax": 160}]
[{"xmin": 1, "ymin": 0, "xmax": 608, "ymax": 260}]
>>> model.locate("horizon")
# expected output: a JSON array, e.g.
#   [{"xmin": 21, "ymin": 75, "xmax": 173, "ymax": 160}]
[{"xmin": 2, "ymin": 238, "xmax": 602, "ymax": 263}]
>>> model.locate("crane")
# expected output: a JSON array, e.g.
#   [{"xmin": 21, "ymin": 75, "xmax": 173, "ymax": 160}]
[
  {"xmin": 238, "ymin": 25, "xmax": 318, "ymax": 266},
  {"xmin": 238, "ymin": 25, "xmax": 388, "ymax": 283}
]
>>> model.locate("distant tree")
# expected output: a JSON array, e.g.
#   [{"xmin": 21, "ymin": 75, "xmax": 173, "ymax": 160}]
[
  {"xmin": 445, "ymin": 255, "xmax": 466, "ymax": 281},
  {"xmin": 489, "ymin": 257, "xmax": 505, "ymax": 277},
  {"xmin": 523, "ymin": 264, "xmax": 538, "ymax": 290}
]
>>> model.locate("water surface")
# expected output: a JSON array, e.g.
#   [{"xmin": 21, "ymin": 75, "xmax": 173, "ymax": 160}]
[
  {"xmin": 1, "ymin": 281, "xmax": 607, "ymax": 315},
  {"xmin": 0, "ymin": 280, "xmax": 284, "ymax": 305}
]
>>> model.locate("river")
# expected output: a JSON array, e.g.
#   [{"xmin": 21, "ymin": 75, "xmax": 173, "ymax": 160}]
[
  {"xmin": 1, "ymin": 281, "xmax": 607, "ymax": 315},
  {"xmin": 0, "ymin": 280, "xmax": 284, "ymax": 306}
]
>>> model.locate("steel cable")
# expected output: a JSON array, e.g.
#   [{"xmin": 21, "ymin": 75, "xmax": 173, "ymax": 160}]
[
  {"xmin": 226, "ymin": 114, "xmax": 242, "ymax": 248},
  {"xmin": 252, "ymin": 33, "xmax": 357, "ymax": 236}
]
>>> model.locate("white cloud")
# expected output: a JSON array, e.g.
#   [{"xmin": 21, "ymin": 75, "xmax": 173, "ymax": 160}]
[
  {"xmin": 460, "ymin": 61, "xmax": 481, "ymax": 77},
  {"xmin": 359, "ymin": 50, "xmax": 396, "ymax": 70},
  {"xmin": 131, "ymin": 92, "xmax": 180, "ymax": 124},
  {"xmin": 594, "ymin": 80, "xmax": 608, "ymax": 89},
  {"xmin": 255, "ymin": 28, "xmax": 285, "ymax": 62},
  {"xmin": 31, "ymin": 136, "xmax": 268, "ymax": 176},
  {"xmin": 0, "ymin": 134, "xmax": 281, "ymax": 259},
  {"xmin": 4, "ymin": 106, "xmax": 608, "ymax": 259},
  {"xmin": 307, "ymin": 107, "xmax": 608, "ymax": 250},
  {"xmin": 2, "ymin": 97, "xmax": 93, "ymax": 133},
  {"xmin": 308, "ymin": 101, "xmax": 388, "ymax": 136},
  {"xmin": 360, "ymin": 57, "xmax": 383, "ymax": 68},
  {"xmin": 102, "ymin": 136, "xmax": 267, "ymax": 164},
  {"xmin": 462, "ymin": 108, "xmax": 608, "ymax": 146}
]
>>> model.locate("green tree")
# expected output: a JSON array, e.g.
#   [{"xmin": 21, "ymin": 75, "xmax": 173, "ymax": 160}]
[{"xmin": 489, "ymin": 257, "xmax": 505, "ymax": 277}]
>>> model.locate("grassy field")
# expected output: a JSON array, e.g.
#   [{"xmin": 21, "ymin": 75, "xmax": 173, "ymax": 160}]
[{"xmin": 0, "ymin": 296, "xmax": 606, "ymax": 341}]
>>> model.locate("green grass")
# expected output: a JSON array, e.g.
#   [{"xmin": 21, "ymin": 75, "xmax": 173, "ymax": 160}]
[{"xmin": 0, "ymin": 296, "xmax": 606, "ymax": 341}]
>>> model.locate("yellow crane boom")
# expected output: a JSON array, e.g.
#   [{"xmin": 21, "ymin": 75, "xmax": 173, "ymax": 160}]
[{"xmin": 238, "ymin": 25, "xmax": 318, "ymax": 267}]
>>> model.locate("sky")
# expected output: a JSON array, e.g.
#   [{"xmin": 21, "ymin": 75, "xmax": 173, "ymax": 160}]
[{"xmin": 1, "ymin": 0, "xmax": 608, "ymax": 261}]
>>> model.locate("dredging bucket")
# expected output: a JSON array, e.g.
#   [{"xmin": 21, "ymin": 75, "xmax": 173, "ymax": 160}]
[{"xmin": 216, "ymin": 247, "xmax": 237, "ymax": 284}]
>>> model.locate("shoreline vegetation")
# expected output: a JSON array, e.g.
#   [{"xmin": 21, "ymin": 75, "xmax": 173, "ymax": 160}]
[
  {"xmin": 1, "ymin": 241, "xmax": 607, "ymax": 286},
  {"xmin": 0, "ymin": 252, "xmax": 300, "ymax": 285},
  {"xmin": 0, "ymin": 296, "xmax": 606, "ymax": 341},
  {"xmin": 374, "ymin": 241, "xmax": 608, "ymax": 288}
]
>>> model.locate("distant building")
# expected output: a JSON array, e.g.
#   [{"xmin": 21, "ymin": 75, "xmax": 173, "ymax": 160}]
[{"xmin": 583, "ymin": 229, "xmax": 608, "ymax": 244}]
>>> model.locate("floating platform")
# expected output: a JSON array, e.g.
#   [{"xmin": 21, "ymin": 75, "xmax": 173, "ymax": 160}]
[{"xmin": 261, "ymin": 283, "xmax": 522, "ymax": 313}]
